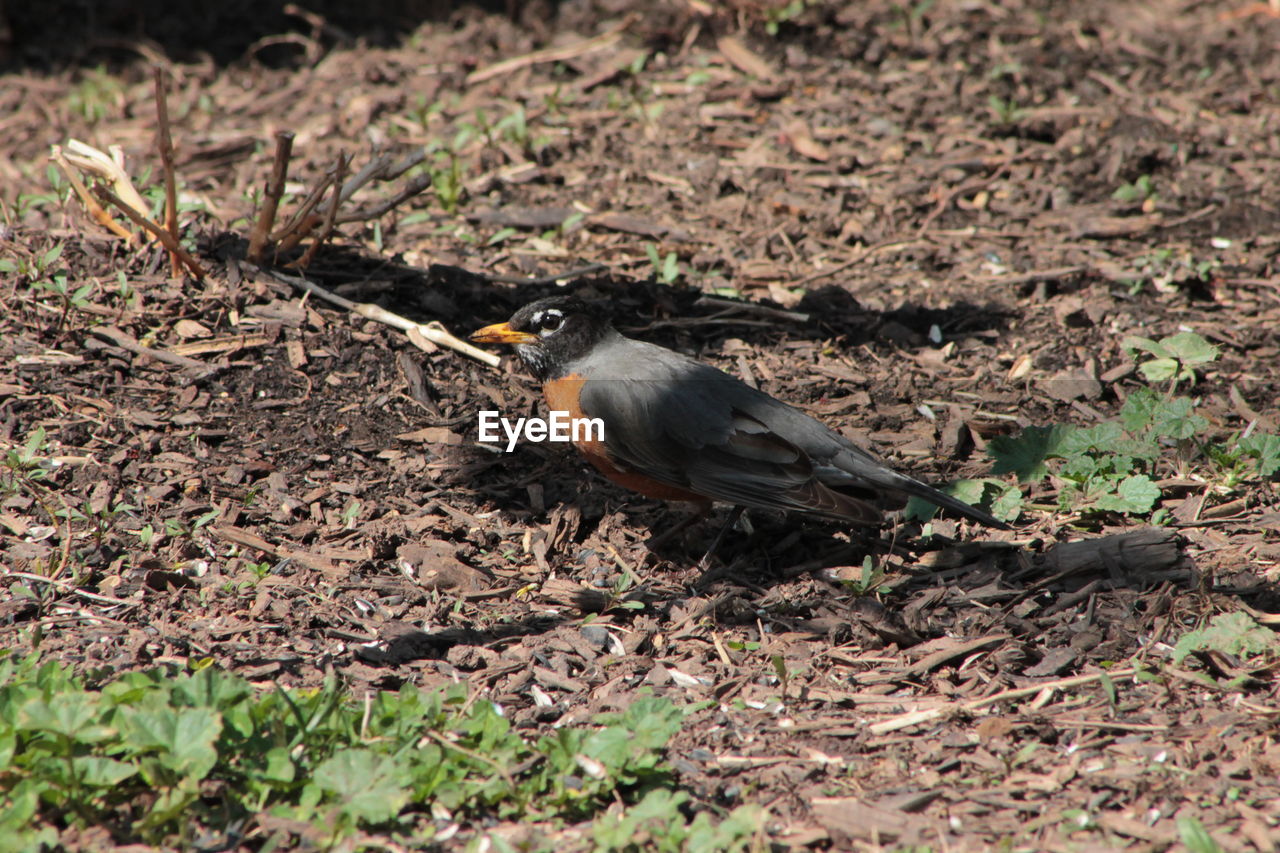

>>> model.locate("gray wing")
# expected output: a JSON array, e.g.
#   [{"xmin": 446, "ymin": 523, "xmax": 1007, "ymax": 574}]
[
  {"xmin": 576, "ymin": 356, "xmax": 881, "ymax": 521},
  {"xmin": 575, "ymin": 340, "xmax": 1007, "ymax": 528}
]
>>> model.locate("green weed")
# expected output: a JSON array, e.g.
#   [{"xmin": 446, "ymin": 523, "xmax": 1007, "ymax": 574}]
[
  {"xmin": 1112, "ymin": 174, "xmax": 1158, "ymax": 205},
  {"xmin": 1173, "ymin": 612, "xmax": 1279, "ymax": 668},
  {"xmin": 645, "ymin": 244, "xmax": 682, "ymax": 284},
  {"xmin": 988, "ymin": 332, "xmax": 1277, "ymax": 521},
  {"xmin": 65, "ymin": 65, "xmax": 126, "ymax": 123},
  {"xmin": 0, "ymin": 656, "xmax": 760, "ymax": 849}
]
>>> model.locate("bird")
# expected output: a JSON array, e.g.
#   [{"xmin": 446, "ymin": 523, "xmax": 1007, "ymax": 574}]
[{"xmin": 470, "ymin": 295, "xmax": 1009, "ymax": 562}]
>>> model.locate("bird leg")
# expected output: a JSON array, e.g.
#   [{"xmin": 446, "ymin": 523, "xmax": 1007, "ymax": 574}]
[{"xmin": 697, "ymin": 505, "xmax": 746, "ymax": 570}]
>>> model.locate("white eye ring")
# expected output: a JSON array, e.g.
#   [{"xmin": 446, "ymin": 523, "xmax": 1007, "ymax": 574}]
[{"xmin": 535, "ymin": 310, "xmax": 564, "ymax": 335}]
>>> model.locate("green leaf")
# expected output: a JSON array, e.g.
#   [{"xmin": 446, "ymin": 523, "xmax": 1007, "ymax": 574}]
[
  {"xmin": 263, "ymin": 746, "xmax": 296, "ymax": 783},
  {"xmin": 904, "ymin": 478, "xmax": 1019, "ymax": 524},
  {"xmin": 122, "ymin": 707, "xmax": 221, "ymax": 778},
  {"xmin": 1172, "ymin": 612, "xmax": 1279, "ymax": 665},
  {"xmin": 1097, "ymin": 672, "xmax": 1117, "ymax": 707},
  {"xmin": 1138, "ymin": 357, "xmax": 1180, "ymax": 382},
  {"xmin": 989, "ymin": 482, "xmax": 1024, "ymax": 521},
  {"xmin": 73, "ymin": 755, "xmax": 138, "ymax": 787},
  {"xmin": 21, "ymin": 426, "xmax": 47, "ymax": 465},
  {"xmin": 1125, "ymin": 394, "xmax": 1207, "ymax": 441},
  {"xmin": 1124, "ymin": 332, "xmax": 1218, "ymax": 385},
  {"xmin": 1093, "ymin": 474, "xmax": 1160, "ymax": 514},
  {"xmin": 17, "ymin": 694, "xmax": 114, "ymax": 743},
  {"xmin": 313, "ymin": 748, "xmax": 410, "ymax": 824},
  {"xmin": 1119, "ymin": 387, "xmax": 1162, "ymax": 432},
  {"xmin": 592, "ymin": 788, "xmax": 690, "ymax": 850},
  {"xmin": 988, "ymin": 424, "xmax": 1076, "ymax": 482},
  {"xmin": 945, "ymin": 478, "xmax": 987, "ymax": 506},
  {"xmin": 40, "ymin": 243, "xmax": 64, "ymax": 268},
  {"xmin": 486, "ymin": 226, "xmax": 518, "ymax": 246},
  {"xmin": 1161, "ymin": 331, "xmax": 1219, "ymax": 366},
  {"xmin": 686, "ymin": 803, "xmax": 765, "ymax": 853},
  {"xmin": 1061, "ymin": 421, "xmax": 1126, "ymax": 453},
  {"xmin": 1238, "ymin": 433, "xmax": 1280, "ymax": 478},
  {"xmin": 1177, "ymin": 816, "xmax": 1225, "ymax": 853},
  {"xmin": 663, "ymin": 251, "xmax": 679, "ymax": 282},
  {"xmin": 1121, "ymin": 335, "xmax": 1165, "ymax": 359}
]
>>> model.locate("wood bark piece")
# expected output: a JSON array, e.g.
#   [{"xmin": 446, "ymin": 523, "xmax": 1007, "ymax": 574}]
[
  {"xmin": 717, "ymin": 35, "xmax": 776, "ymax": 79},
  {"xmin": 90, "ymin": 326, "xmax": 214, "ymax": 373},
  {"xmin": 1040, "ymin": 527, "xmax": 1183, "ymax": 577},
  {"xmin": 466, "ymin": 16, "xmax": 635, "ymax": 85},
  {"xmin": 210, "ymin": 524, "xmax": 343, "ymax": 577},
  {"xmin": 811, "ymin": 796, "xmax": 945, "ymax": 846}
]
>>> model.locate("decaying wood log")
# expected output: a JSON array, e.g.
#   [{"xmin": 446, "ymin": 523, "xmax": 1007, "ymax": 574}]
[{"xmin": 1039, "ymin": 527, "xmax": 1188, "ymax": 583}]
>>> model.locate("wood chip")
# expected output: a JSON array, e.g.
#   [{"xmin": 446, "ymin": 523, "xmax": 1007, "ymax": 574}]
[{"xmin": 717, "ymin": 35, "xmax": 776, "ymax": 79}]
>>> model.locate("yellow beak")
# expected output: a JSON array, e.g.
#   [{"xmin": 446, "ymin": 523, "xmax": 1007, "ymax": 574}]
[{"xmin": 470, "ymin": 321, "xmax": 538, "ymax": 345}]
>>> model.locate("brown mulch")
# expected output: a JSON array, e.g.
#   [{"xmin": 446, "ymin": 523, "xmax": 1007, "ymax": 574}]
[{"xmin": 3, "ymin": 1, "xmax": 1279, "ymax": 849}]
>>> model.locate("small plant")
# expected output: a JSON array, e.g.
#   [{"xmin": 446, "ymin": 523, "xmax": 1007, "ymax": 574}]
[
  {"xmin": 0, "ymin": 241, "xmax": 64, "ymax": 281},
  {"xmin": 1122, "ymin": 331, "xmax": 1219, "ymax": 390},
  {"xmin": 494, "ymin": 105, "xmax": 530, "ymax": 148},
  {"xmin": 2, "ymin": 240, "xmax": 99, "ymax": 332},
  {"xmin": 0, "ymin": 428, "xmax": 64, "ymax": 563},
  {"xmin": 841, "ymin": 555, "xmax": 887, "ymax": 596},
  {"xmin": 1173, "ymin": 612, "xmax": 1279, "ymax": 671},
  {"xmin": 989, "ymin": 331, "xmax": 1277, "ymax": 521},
  {"xmin": 33, "ymin": 274, "xmax": 95, "ymax": 331},
  {"xmin": 163, "ymin": 508, "xmax": 221, "ymax": 541},
  {"xmin": 0, "ymin": 656, "xmax": 759, "ymax": 848},
  {"xmin": 1112, "ymin": 174, "xmax": 1158, "ymax": 205},
  {"xmin": 430, "ymin": 150, "xmax": 464, "ymax": 213},
  {"xmin": 65, "ymin": 65, "xmax": 126, "ymax": 123},
  {"xmin": 589, "ymin": 789, "xmax": 762, "ymax": 851},
  {"xmin": 1, "ymin": 427, "xmax": 54, "ymax": 496},
  {"xmin": 1121, "ymin": 247, "xmax": 1221, "ymax": 296},
  {"xmin": 645, "ymin": 244, "xmax": 681, "ymax": 284},
  {"xmin": 602, "ymin": 569, "xmax": 645, "ymax": 614},
  {"xmin": 763, "ymin": 0, "xmax": 808, "ymax": 35},
  {"xmin": 2, "ymin": 165, "xmax": 68, "ymax": 221},
  {"xmin": 245, "ymin": 560, "xmax": 273, "ymax": 582},
  {"xmin": 987, "ymin": 95, "xmax": 1026, "ymax": 126}
]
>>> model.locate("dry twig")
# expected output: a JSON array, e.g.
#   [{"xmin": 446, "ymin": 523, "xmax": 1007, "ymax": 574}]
[
  {"xmin": 466, "ymin": 15, "xmax": 636, "ymax": 85},
  {"xmin": 248, "ymin": 131, "xmax": 294, "ymax": 263},
  {"xmin": 868, "ymin": 666, "xmax": 1140, "ymax": 735},
  {"xmin": 90, "ymin": 325, "xmax": 216, "ymax": 373},
  {"xmin": 295, "ymin": 152, "xmax": 348, "ymax": 269},
  {"xmin": 92, "ymin": 186, "xmax": 207, "ymax": 279},
  {"xmin": 153, "ymin": 65, "xmax": 180, "ymax": 276},
  {"xmin": 49, "ymin": 145, "xmax": 135, "ymax": 243},
  {"xmin": 265, "ymin": 268, "xmax": 500, "ymax": 367}
]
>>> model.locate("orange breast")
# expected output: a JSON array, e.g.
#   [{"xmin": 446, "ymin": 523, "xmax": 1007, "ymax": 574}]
[{"xmin": 542, "ymin": 374, "xmax": 709, "ymax": 506}]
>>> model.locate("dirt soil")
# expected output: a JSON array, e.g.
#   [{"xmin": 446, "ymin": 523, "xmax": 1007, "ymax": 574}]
[{"xmin": 3, "ymin": 1, "xmax": 1280, "ymax": 849}]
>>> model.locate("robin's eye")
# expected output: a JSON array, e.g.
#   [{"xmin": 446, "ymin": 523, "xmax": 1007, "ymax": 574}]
[{"xmin": 536, "ymin": 311, "xmax": 564, "ymax": 334}]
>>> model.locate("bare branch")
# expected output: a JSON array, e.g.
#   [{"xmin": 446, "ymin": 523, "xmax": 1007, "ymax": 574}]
[{"xmin": 248, "ymin": 131, "xmax": 294, "ymax": 263}]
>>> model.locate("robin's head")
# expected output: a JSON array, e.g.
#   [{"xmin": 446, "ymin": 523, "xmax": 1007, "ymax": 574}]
[{"xmin": 470, "ymin": 295, "xmax": 611, "ymax": 379}]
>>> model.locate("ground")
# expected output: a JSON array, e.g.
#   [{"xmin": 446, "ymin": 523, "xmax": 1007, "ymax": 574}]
[{"xmin": 2, "ymin": 1, "xmax": 1280, "ymax": 850}]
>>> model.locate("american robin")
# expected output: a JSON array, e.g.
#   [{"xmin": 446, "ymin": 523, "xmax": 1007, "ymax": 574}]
[{"xmin": 470, "ymin": 295, "xmax": 1009, "ymax": 558}]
